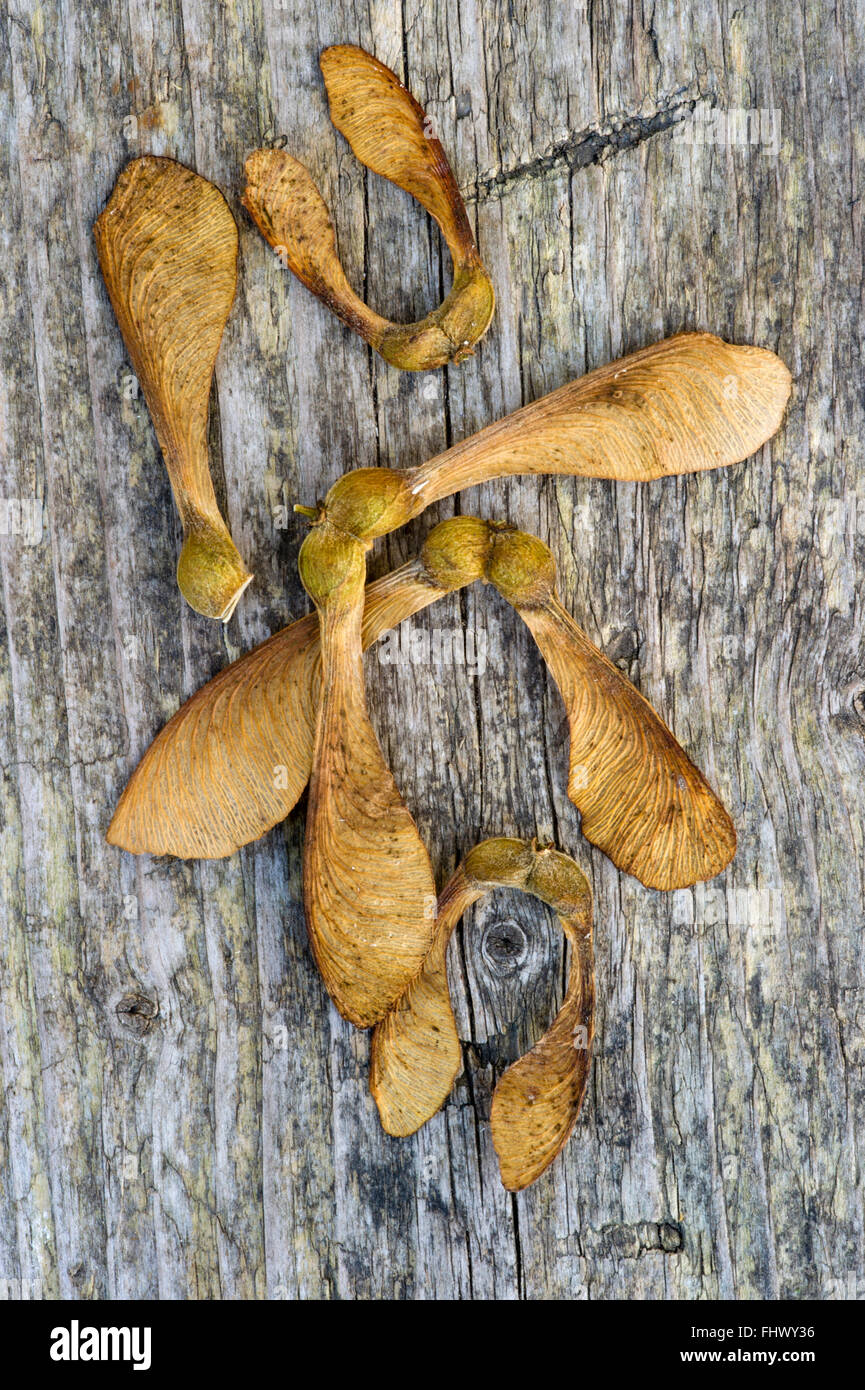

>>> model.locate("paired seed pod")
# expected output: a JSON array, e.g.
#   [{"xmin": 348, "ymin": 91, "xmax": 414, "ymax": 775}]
[
  {"xmin": 371, "ymin": 837, "xmax": 594, "ymax": 1191},
  {"xmin": 243, "ymin": 44, "xmax": 495, "ymax": 370},
  {"xmin": 109, "ymin": 514, "xmax": 734, "ymax": 892},
  {"xmin": 94, "ymin": 157, "xmax": 252, "ymax": 620}
]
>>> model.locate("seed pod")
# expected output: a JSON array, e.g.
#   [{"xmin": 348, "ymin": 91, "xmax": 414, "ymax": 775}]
[
  {"xmin": 305, "ymin": 333, "xmax": 791, "ymax": 546},
  {"xmin": 484, "ymin": 528, "xmax": 736, "ymax": 889},
  {"xmin": 406, "ymin": 332, "xmax": 792, "ymax": 502},
  {"xmin": 298, "ymin": 521, "xmax": 438, "ymax": 1027},
  {"xmin": 94, "ymin": 156, "xmax": 252, "ymax": 620},
  {"xmin": 301, "ymin": 333, "xmax": 791, "ymax": 550},
  {"xmin": 106, "ymin": 555, "xmax": 452, "ymax": 858},
  {"xmin": 243, "ymin": 45, "xmax": 495, "ymax": 371},
  {"xmin": 108, "ymin": 517, "xmax": 734, "ymax": 890},
  {"xmin": 370, "ymin": 837, "xmax": 594, "ymax": 1192}
]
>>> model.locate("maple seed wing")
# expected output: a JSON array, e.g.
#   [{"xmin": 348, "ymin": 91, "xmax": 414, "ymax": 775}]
[
  {"xmin": 242, "ymin": 149, "xmax": 384, "ymax": 343},
  {"xmin": 93, "ymin": 156, "xmax": 251, "ymax": 619},
  {"xmin": 522, "ymin": 598, "xmax": 737, "ymax": 889},
  {"xmin": 107, "ymin": 617, "xmax": 321, "ymax": 859},
  {"xmin": 304, "ymin": 605, "xmax": 438, "ymax": 1028},
  {"xmin": 94, "ymin": 156, "xmax": 236, "ymax": 493},
  {"xmin": 491, "ymin": 926, "xmax": 594, "ymax": 1192},
  {"xmin": 319, "ymin": 44, "xmax": 475, "ymax": 258},
  {"xmin": 107, "ymin": 562, "xmax": 449, "ymax": 860},
  {"xmin": 369, "ymin": 934, "xmax": 461, "ymax": 1135},
  {"xmin": 409, "ymin": 333, "xmax": 792, "ymax": 498},
  {"xmin": 369, "ymin": 882, "xmax": 478, "ymax": 1135}
]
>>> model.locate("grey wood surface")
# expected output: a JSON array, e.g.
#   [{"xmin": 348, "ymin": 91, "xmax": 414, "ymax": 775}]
[{"xmin": 0, "ymin": 0, "xmax": 863, "ymax": 1300}]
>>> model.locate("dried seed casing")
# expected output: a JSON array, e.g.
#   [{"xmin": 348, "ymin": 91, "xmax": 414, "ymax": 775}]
[
  {"xmin": 483, "ymin": 528, "xmax": 737, "ymax": 889},
  {"xmin": 243, "ymin": 45, "xmax": 494, "ymax": 371},
  {"xmin": 370, "ymin": 837, "xmax": 595, "ymax": 1192},
  {"xmin": 297, "ymin": 522, "xmax": 437, "ymax": 1027},
  {"xmin": 309, "ymin": 333, "xmax": 792, "ymax": 551},
  {"xmin": 94, "ymin": 156, "xmax": 252, "ymax": 621}
]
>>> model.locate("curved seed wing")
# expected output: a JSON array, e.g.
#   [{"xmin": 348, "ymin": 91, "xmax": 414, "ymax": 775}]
[
  {"xmin": 107, "ymin": 564, "xmax": 445, "ymax": 860},
  {"xmin": 520, "ymin": 596, "xmax": 736, "ymax": 889},
  {"xmin": 491, "ymin": 926, "xmax": 594, "ymax": 1192},
  {"xmin": 242, "ymin": 149, "xmax": 385, "ymax": 343},
  {"xmin": 409, "ymin": 333, "xmax": 792, "ymax": 499},
  {"xmin": 370, "ymin": 874, "xmax": 479, "ymax": 1135},
  {"xmin": 94, "ymin": 156, "xmax": 250, "ymax": 618},
  {"xmin": 94, "ymin": 156, "xmax": 236, "ymax": 498},
  {"xmin": 320, "ymin": 43, "xmax": 475, "ymax": 258},
  {"xmin": 107, "ymin": 615, "xmax": 320, "ymax": 859},
  {"xmin": 304, "ymin": 597, "xmax": 437, "ymax": 1027}
]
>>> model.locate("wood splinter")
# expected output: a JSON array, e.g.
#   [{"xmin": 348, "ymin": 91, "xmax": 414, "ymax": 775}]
[
  {"xmin": 243, "ymin": 44, "xmax": 495, "ymax": 371},
  {"xmin": 94, "ymin": 156, "xmax": 252, "ymax": 621},
  {"xmin": 371, "ymin": 837, "xmax": 595, "ymax": 1192}
]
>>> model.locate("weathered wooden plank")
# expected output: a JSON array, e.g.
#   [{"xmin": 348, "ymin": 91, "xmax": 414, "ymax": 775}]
[{"xmin": 0, "ymin": 0, "xmax": 863, "ymax": 1301}]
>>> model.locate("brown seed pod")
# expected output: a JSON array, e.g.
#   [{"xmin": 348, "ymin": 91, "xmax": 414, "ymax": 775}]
[
  {"xmin": 106, "ymin": 556, "xmax": 448, "ymax": 858},
  {"xmin": 108, "ymin": 516, "xmax": 734, "ymax": 889},
  {"xmin": 370, "ymin": 837, "xmax": 594, "ymax": 1192},
  {"xmin": 94, "ymin": 156, "xmax": 252, "ymax": 620},
  {"xmin": 243, "ymin": 45, "xmax": 494, "ymax": 371},
  {"xmin": 309, "ymin": 333, "xmax": 792, "ymax": 546},
  {"xmin": 485, "ymin": 528, "xmax": 736, "ymax": 889},
  {"xmin": 408, "ymin": 331, "xmax": 792, "ymax": 499},
  {"xmin": 297, "ymin": 520, "xmax": 438, "ymax": 1027}
]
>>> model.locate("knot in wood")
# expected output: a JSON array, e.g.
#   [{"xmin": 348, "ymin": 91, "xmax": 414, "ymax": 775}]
[
  {"xmin": 115, "ymin": 993, "xmax": 159, "ymax": 1037},
  {"xmin": 480, "ymin": 917, "xmax": 529, "ymax": 977}
]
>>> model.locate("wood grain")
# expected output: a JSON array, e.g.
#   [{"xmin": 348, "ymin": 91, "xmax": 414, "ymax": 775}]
[{"xmin": 0, "ymin": 0, "xmax": 862, "ymax": 1301}]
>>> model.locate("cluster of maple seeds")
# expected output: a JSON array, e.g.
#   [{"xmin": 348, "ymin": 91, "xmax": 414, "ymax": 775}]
[{"xmin": 95, "ymin": 45, "xmax": 791, "ymax": 1189}]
